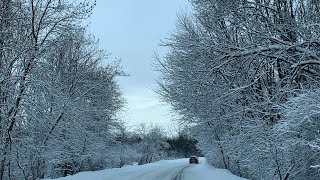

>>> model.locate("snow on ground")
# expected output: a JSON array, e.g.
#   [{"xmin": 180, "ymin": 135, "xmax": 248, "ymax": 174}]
[
  {"xmin": 183, "ymin": 159, "xmax": 247, "ymax": 180},
  {"xmin": 44, "ymin": 158, "xmax": 247, "ymax": 180}
]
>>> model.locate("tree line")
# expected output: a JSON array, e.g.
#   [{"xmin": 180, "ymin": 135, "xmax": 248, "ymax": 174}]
[
  {"xmin": 157, "ymin": 0, "xmax": 320, "ymax": 179},
  {"xmin": 0, "ymin": 0, "xmax": 125, "ymax": 179}
]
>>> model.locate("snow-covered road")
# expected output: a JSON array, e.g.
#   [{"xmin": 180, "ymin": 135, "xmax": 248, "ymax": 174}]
[{"xmin": 46, "ymin": 158, "xmax": 247, "ymax": 180}]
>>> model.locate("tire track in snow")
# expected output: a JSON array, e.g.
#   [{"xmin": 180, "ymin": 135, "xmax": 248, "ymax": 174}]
[{"xmin": 171, "ymin": 165, "xmax": 191, "ymax": 180}]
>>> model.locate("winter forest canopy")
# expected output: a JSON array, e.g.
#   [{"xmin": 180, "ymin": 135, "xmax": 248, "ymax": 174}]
[
  {"xmin": 157, "ymin": 0, "xmax": 320, "ymax": 179},
  {"xmin": 0, "ymin": 0, "xmax": 320, "ymax": 180}
]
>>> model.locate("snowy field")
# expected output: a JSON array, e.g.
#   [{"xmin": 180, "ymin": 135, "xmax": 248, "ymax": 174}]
[{"xmin": 45, "ymin": 158, "xmax": 247, "ymax": 180}]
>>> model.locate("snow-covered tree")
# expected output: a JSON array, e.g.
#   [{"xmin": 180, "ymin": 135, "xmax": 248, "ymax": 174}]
[
  {"xmin": 0, "ymin": 1, "xmax": 125, "ymax": 179},
  {"xmin": 136, "ymin": 124, "xmax": 170, "ymax": 165},
  {"xmin": 277, "ymin": 89, "xmax": 320, "ymax": 179},
  {"xmin": 157, "ymin": 0, "xmax": 320, "ymax": 179}
]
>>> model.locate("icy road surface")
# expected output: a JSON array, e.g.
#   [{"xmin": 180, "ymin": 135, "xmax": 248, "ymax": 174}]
[{"xmin": 46, "ymin": 158, "xmax": 247, "ymax": 180}]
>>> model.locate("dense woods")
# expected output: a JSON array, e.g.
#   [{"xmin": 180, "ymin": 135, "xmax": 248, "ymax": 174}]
[
  {"xmin": 0, "ymin": 0, "xmax": 126, "ymax": 179},
  {"xmin": 157, "ymin": 0, "xmax": 320, "ymax": 179}
]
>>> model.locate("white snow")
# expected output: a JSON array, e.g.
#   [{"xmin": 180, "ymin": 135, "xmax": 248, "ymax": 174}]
[{"xmin": 44, "ymin": 158, "xmax": 247, "ymax": 180}]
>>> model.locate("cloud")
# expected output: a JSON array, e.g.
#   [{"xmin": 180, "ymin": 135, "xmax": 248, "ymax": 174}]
[{"xmin": 124, "ymin": 95, "xmax": 162, "ymax": 110}]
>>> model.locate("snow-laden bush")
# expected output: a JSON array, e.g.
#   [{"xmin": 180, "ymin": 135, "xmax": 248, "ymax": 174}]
[{"xmin": 276, "ymin": 90, "xmax": 320, "ymax": 179}]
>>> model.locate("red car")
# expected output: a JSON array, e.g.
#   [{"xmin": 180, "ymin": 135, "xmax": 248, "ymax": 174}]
[{"xmin": 189, "ymin": 156, "xmax": 199, "ymax": 164}]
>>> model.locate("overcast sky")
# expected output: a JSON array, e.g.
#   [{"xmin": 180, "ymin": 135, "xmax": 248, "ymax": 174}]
[{"xmin": 88, "ymin": 0, "xmax": 190, "ymax": 131}]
